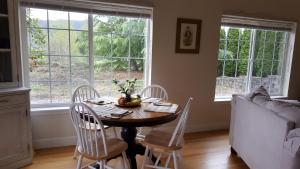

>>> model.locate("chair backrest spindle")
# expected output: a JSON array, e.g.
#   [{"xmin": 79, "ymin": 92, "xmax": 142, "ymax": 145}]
[
  {"xmin": 70, "ymin": 103, "xmax": 108, "ymax": 158},
  {"xmin": 72, "ymin": 85, "xmax": 100, "ymax": 103},
  {"xmin": 168, "ymin": 97, "xmax": 193, "ymax": 147},
  {"xmin": 140, "ymin": 84, "xmax": 168, "ymax": 100}
]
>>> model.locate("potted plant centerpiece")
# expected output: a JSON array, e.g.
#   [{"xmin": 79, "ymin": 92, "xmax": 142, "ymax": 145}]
[{"xmin": 112, "ymin": 78, "xmax": 142, "ymax": 107}]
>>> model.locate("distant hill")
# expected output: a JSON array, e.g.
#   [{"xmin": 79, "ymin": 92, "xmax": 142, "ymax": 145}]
[{"xmin": 37, "ymin": 19, "xmax": 87, "ymax": 30}]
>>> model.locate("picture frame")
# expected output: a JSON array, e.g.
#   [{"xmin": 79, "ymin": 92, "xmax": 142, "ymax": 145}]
[{"xmin": 175, "ymin": 18, "xmax": 202, "ymax": 54}]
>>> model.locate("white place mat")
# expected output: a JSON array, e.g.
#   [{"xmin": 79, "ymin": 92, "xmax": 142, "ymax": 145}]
[
  {"xmin": 144, "ymin": 103, "xmax": 178, "ymax": 113},
  {"xmin": 92, "ymin": 105, "xmax": 128, "ymax": 118}
]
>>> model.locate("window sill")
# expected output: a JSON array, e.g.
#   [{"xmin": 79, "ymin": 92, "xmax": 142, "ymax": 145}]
[
  {"xmin": 214, "ymin": 95, "xmax": 288, "ymax": 102},
  {"xmin": 31, "ymin": 106, "xmax": 69, "ymax": 112},
  {"xmin": 214, "ymin": 98, "xmax": 232, "ymax": 102}
]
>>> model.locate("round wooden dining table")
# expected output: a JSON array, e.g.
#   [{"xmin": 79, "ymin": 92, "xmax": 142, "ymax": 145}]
[{"xmin": 87, "ymin": 102, "xmax": 181, "ymax": 169}]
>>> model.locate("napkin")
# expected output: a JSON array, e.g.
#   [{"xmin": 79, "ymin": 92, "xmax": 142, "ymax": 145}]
[
  {"xmin": 86, "ymin": 97, "xmax": 113, "ymax": 105},
  {"xmin": 144, "ymin": 103, "xmax": 178, "ymax": 113}
]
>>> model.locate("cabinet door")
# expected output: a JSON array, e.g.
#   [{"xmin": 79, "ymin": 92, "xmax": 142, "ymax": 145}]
[{"xmin": 0, "ymin": 105, "xmax": 29, "ymax": 167}]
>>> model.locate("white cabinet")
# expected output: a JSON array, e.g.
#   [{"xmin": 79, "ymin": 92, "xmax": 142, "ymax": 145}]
[{"xmin": 0, "ymin": 88, "xmax": 32, "ymax": 169}]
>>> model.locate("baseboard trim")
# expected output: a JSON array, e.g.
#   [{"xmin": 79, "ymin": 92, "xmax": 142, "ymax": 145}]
[{"xmin": 33, "ymin": 136, "xmax": 77, "ymax": 149}]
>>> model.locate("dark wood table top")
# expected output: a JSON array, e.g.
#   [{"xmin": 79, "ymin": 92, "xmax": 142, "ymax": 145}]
[{"xmin": 86, "ymin": 102, "xmax": 181, "ymax": 127}]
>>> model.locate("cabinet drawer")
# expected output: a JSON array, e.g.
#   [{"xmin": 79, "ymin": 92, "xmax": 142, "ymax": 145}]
[{"xmin": 0, "ymin": 94, "xmax": 26, "ymax": 107}]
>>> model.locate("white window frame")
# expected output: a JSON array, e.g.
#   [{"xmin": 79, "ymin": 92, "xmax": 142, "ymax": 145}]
[
  {"xmin": 215, "ymin": 15, "xmax": 297, "ymax": 101},
  {"xmin": 19, "ymin": 1, "xmax": 153, "ymax": 108}
]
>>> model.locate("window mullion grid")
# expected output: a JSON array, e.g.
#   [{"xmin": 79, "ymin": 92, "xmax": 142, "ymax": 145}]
[
  {"xmin": 233, "ymin": 29, "xmax": 241, "ymax": 93},
  {"xmin": 46, "ymin": 9, "xmax": 53, "ymax": 103},
  {"xmin": 88, "ymin": 14, "xmax": 94, "ymax": 87},
  {"xmin": 221, "ymin": 27, "xmax": 228, "ymax": 96},
  {"xmin": 269, "ymin": 32, "xmax": 278, "ymax": 94},
  {"xmin": 246, "ymin": 29, "xmax": 256, "ymax": 93},
  {"xmin": 109, "ymin": 31, "xmax": 113, "ymax": 96},
  {"xmin": 128, "ymin": 19, "xmax": 131, "ymax": 79},
  {"xmin": 68, "ymin": 12, "xmax": 72, "ymax": 102}
]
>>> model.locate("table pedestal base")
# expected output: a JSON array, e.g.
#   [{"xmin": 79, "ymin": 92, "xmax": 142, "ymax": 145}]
[{"xmin": 121, "ymin": 127, "xmax": 157, "ymax": 169}]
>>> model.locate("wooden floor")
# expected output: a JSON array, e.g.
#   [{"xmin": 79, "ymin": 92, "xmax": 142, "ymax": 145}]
[{"xmin": 22, "ymin": 130, "xmax": 249, "ymax": 169}]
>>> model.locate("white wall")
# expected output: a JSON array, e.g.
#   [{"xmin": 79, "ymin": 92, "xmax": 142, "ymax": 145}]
[{"xmin": 29, "ymin": 0, "xmax": 300, "ymax": 149}]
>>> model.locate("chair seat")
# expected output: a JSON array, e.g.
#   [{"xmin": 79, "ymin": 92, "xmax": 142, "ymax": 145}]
[
  {"xmin": 79, "ymin": 122, "xmax": 110, "ymax": 130},
  {"xmin": 143, "ymin": 130, "xmax": 182, "ymax": 151},
  {"xmin": 78, "ymin": 138, "xmax": 127, "ymax": 160}
]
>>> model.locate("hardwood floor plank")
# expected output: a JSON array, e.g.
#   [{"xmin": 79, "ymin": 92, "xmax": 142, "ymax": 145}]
[{"xmin": 22, "ymin": 130, "xmax": 249, "ymax": 169}]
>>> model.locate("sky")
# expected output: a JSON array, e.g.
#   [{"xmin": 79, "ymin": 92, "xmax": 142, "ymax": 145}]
[{"xmin": 29, "ymin": 8, "xmax": 88, "ymax": 21}]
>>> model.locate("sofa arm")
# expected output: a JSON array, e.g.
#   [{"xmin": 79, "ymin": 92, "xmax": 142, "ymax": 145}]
[{"xmin": 284, "ymin": 128, "xmax": 300, "ymax": 156}]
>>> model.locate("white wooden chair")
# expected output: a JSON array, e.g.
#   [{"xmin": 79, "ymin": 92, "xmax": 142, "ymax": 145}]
[
  {"xmin": 70, "ymin": 103, "xmax": 129, "ymax": 169},
  {"xmin": 137, "ymin": 84, "xmax": 169, "ymax": 140},
  {"xmin": 140, "ymin": 84, "xmax": 169, "ymax": 101},
  {"xmin": 141, "ymin": 97, "xmax": 193, "ymax": 169},
  {"xmin": 72, "ymin": 85, "xmax": 100, "ymax": 103},
  {"xmin": 72, "ymin": 85, "xmax": 117, "ymax": 159}
]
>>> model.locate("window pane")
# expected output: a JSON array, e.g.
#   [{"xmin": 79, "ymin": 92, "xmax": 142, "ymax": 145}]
[
  {"xmin": 48, "ymin": 10, "xmax": 68, "ymax": 29},
  {"xmin": 270, "ymin": 75, "xmax": 282, "ymax": 95},
  {"xmin": 130, "ymin": 59, "xmax": 144, "ymax": 80},
  {"xmin": 274, "ymin": 43, "xmax": 286, "ymax": 60},
  {"xmin": 112, "ymin": 34, "xmax": 129, "ymax": 57},
  {"xmin": 29, "ymin": 56, "xmax": 49, "ymax": 81},
  {"xmin": 130, "ymin": 35, "xmax": 145, "ymax": 58},
  {"xmin": 262, "ymin": 60, "xmax": 272, "ymax": 77},
  {"xmin": 237, "ymin": 60, "xmax": 248, "ymax": 76},
  {"xmin": 27, "ymin": 8, "xmax": 48, "ymax": 28},
  {"xmin": 93, "ymin": 33, "xmax": 111, "ymax": 57},
  {"xmin": 71, "ymin": 57, "xmax": 89, "ymax": 81},
  {"xmin": 28, "ymin": 28, "xmax": 48, "ymax": 56},
  {"xmin": 71, "ymin": 31, "xmax": 88, "ymax": 56},
  {"xmin": 224, "ymin": 60, "xmax": 236, "ymax": 77},
  {"xmin": 94, "ymin": 58, "xmax": 112, "ymax": 81},
  {"xmin": 217, "ymin": 60, "xmax": 224, "ymax": 77},
  {"xmin": 50, "ymin": 56, "xmax": 70, "ymax": 81},
  {"xmin": 51, "ymin": 81, "xmax": 70, "ymax": 103},
  {"xmin": 30, "ymin": 81, "xmax": 50, "ymax": 104},
  {"xmin": 276, "ymin": 32, "xmax": 287, "ymax": 43},
  {"xmin": 49, "ymin": 30, "xmax": 69, "ymax": 55},
  {"xmin": 94, "ymin": 80, "xmax": 112, "ymax": 96},
  {"xmin": 111, "ymin": 58, "xmax": 129, "ymax": 78},
  {"xmin": 93, "ymin": 15, "xmax": 113, "ymax": 34},
  {"xmin": 129, "ymin": 18, "xmax": 147, "ymax": 35},
  {"xmin": 272, "ymin": 61, "xmax": 282, "ymax": 75},
  {"xmin": 252, "ymin": 59, "xmax": 263, "ymax": 77},
  {"xmin": 70, "ymin": 12, "xmax": 88, "ymax": 30}
]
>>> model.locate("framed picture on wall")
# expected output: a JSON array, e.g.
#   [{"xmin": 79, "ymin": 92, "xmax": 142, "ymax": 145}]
[{"xmin": 175, "ymin": 18, "xmax": 202, "ymax": 53}]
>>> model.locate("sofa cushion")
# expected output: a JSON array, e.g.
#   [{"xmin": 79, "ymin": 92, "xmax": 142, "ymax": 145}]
[
  {"xmin": 248, "ymin": 86, "xmax": 271, "ymax": 106},
  {"xmin": 246, "ymin": 86, "xmax": 271, "ymax": 102},
  {"xmin": 265, "ymin": 100, "xmax": 300, "ymax": 128}
]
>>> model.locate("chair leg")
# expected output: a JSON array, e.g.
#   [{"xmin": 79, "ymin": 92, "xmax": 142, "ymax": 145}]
[
  {"xmin": 120, "ymin": 151, "xmax": 128, "ymax": 169},
  {"xmin": 165, "ymin": 154, "xmax": 171, "ymax": 168},
  {"xmin": 73, "ymin": 144, "xmax": 78, "ymax": 159},
  {"xmin": 141, "ymin": 145, "xmax": 150, "ymax": 169},
  {"xmin": 76, "ymin": 155, "xmax": 83, "ymax": 169},
  {"xmin": 113, "ymin": 127, "xmax": 118, "ymax": 138},
  {"xmin": 173, "ymin": 151, "xmax": 178, "ymax": 169}
]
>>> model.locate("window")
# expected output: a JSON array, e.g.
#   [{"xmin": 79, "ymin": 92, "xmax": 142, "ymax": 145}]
[
  {"xmin": 21, "ymin": 2, "xmax": 152, "ymax": 105},
  {"xmin": 215, "ymin": 15, "xmax": 296, "ymax": 100}
]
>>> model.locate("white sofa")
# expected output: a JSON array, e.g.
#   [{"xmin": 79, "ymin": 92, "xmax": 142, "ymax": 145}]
[{"xmin": 230, "ymin": 94, "xmax": 300, "ymax": 169}]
